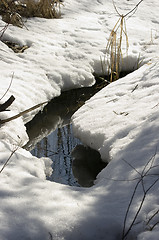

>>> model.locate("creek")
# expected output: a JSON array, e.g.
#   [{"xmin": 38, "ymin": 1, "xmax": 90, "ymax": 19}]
[
  {"xmin": 25, "ymin": 70, "xmax": 132, "ymax": 187},
  {"xmin": 25, "ymin": 81, "xmax": 107, "ymax": 187}
]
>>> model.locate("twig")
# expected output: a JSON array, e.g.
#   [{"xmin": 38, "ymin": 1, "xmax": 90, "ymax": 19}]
[
  {"xmin": 131, "ymin": 84, "xmax": 138, "ymax": 93},
  {"xmin": 0, "ymin": 101, "xmax": 48, "ymax": 124},
  {"xmin": 0, "ymin": 95, "xmax": 15, "ymax": 112},
  {"xmin": 124, "ymin": 0, "xmax": 144, "ymax": 18},
  {"xmin": 147, "ymin": 209, "xmax": 159, "ymax": 226},
  {"xmin": 112, "ymin": 0, "xmax": 144, "ymax": 18},
  {"xmin": 0, "ymin": 73, "xmax": 14, "ymax": 101},
  {"xmin": 122, "ymin": 158, "xmax": 141, "ymax": 175},
  {"xmin": 122, "ymin": 176, "xmax": 142, "ymax": 239},
  {"xmin": 152, "ymin": 102, "xmax": 159, "ymax": 109},
  {"xmin": 0, "ymin": 144, "xmax": 19, "ymax": 173},
  {"xmin": 122, "ymin": 149, "xmax": 159, "ymax": 239},
  {"xmin": 112, "ymin": 0, "xmax": 122, "ymax": 17},
  {"xmin": 0, "ymin": 22, "xmax": 9, "ymax": 39},
  {"xmin": 150, "ymin": 221, "xmax": 159, "ymax": 231},
  {"xmin": 124, "ymin": 176, "xmax": 159, "ymax": 239}
]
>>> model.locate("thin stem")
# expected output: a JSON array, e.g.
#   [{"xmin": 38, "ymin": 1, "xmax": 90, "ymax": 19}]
[
  {"xmin": 147, "ymin": 209, "xmax": 159, "ymax": 226},
  {"xmin": 0, "ymin": 73, "xmax": 14, "ymax": 101},
  {"xmin": 112, "ymin": 0, "xmax": 122, "ymax": 17},
  {"xmin": 122, "ymin": 148, "xmax": 158, "ymax": 239},
  {"xmin": 0, "ymin": 101, "xmax": 48, "ymax": 124},
  {"xmin": 0, "ymin": 145, "xmax": 19, "ymax": 173},
  {"xmin": 124, "ymin": 0, "xmax": 144, "ymax": 18},
  {"xmin": 122, "ymin": 178, "xmax": 142, "ymax": 239}
]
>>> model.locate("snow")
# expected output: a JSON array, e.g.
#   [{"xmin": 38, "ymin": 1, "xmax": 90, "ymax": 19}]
[{"xmin": 0, "ymin": 0, "xmax": 159, "ymax": 239}]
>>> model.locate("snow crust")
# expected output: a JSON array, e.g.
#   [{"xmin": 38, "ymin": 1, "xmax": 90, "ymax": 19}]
[{"xmin": 0, "ymin": 0, "xmax": 159, "ymax": 239}]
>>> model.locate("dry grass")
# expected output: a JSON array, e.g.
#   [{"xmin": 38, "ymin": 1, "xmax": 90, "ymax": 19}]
[
  {"xmin": 20, "ymin": 0, "xmax": 61, "ymax": 18},
  {"xmin": 104, "ymin": 0, "xmax": 144, "ymax": 82},
  {"xmin": 0, "ymin": 0, "xmax": 62, "ymax": 27},
  {"xmin": 105, "ymin": 15, "xmax": 129, "ymax": 82}
]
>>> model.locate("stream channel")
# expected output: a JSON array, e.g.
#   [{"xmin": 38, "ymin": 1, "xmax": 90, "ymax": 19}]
[{"xmin": 25, "ymin": 80, "xmax": 108, "ymax": 187}]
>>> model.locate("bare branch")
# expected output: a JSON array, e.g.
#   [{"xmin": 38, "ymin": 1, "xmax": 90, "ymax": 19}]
[
  {"xmin": 112, "ymin": 0, "xmax": 122, "ymax": 17},
  {"xmin": 0, "ymin": 95, "xmax": 15, "ymax": 112},
  {"xmin": 122, "ymin": 177, "xmax": 142, "ymax": 239},
  {"xmin": 0, "ymin": 144, "xmax": 19, "ymax": 173},
  {"xmin": 147, "ymin": 209, "xmax": 159, "ymax": 226},
  {"xmin": 0, "ymin": 22, "xmax": 9, "ymax": 39},
  {"xmin": 122, "ymin": 149, "xmax": 159, "ymax": 239},
  {"xmin": 0, "ymin": 73, "xmax": 14, "ymax": 101},
  {"xmin": 0, "ymin": 101, "xmax": 48, "ymax": 124},
  {"xmin": 124, "ymin": 0, "xmax": 144, "ymax": 18},
  {"xmin": 122, "ymin": 158, "xmax": 141, "ymax": 175},
  {"xmin": 112, "ymin": 0, "xmax": 144, "ymax": 19}
]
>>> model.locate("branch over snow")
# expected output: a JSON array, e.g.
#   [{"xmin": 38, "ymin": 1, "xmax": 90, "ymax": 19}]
[
  {"xmin": 0, "ymin": 101, "xmax": 48, "ymax": 124},
  {"xmin": 112, "ymin": 0, "xmax": 144, "ymax": 18},
  {"xmin": 0, "ymin": 95, "xmax": 15, "ymax": 112}
]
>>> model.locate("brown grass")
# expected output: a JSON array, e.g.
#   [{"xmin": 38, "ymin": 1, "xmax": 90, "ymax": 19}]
[
  {"xmin": 104, "ymin": 0, "xmax": 144, "ymax": 82},
  {"xmin": 105, "ymin": 15, "xmax": 129, "ymax": 82},
  {"xmin": 0, "ymin": 0, "xmax": 62, "ymax": 27},
  {"xmin": 20, "ymin": 0, "xmax": 61, "ymax": 18}
]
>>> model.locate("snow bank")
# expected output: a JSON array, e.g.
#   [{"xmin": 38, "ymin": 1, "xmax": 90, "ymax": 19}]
[{"xmin": 0, "ymin": 0, "xmax": 159, "ymax": 239}]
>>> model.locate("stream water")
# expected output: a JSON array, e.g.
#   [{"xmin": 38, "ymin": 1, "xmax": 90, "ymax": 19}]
[
  {"xmin": 25, "ymin": 82, "xmax": 108, "ymax": 187},
  {"xmin": 30, "ymin": 124, "xmax": 81, "ymax": 186}
]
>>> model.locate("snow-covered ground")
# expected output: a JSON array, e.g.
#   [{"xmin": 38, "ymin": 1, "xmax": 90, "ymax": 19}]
[{"xmin": 0, "ymin": 0, "xmax": 159, "ymax": 239}]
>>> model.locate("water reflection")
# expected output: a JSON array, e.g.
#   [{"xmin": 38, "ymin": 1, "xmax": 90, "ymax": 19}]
[
  {"xmin": 25, "ymin": 83, "xmax": 107, "ymax": 187},
  {"xmin": 31, "ymin": 124, "xmax": 81, "ymax": 186},
  {"xmin": 25, "ymin": 83, "xmax": 106, "ymax": 150}
]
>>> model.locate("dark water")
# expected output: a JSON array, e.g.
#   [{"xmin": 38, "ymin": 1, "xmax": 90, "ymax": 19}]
[
  {"xmin": 25, "ymin": 83, "xmax": 107, "ymax": 187},
  {"xmin": 31, "ymin": 124, "xmax": 81, "ymax": 186}
]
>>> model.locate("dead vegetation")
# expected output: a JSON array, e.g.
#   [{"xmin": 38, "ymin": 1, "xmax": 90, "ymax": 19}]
[
  {"xmin": 104, "ymin": 0, "xmax": 144, "ymax": 82},
  {"xmin": 105, "ymin": 15, "xmax": 129, "ymax": 82},
  {"xmin": 0, "ymin": 0, "xmax": 62, "ymax": 27},
  {"xmin": 121, "ymin": 149, "xmax": 159, "ymax": 239},
  {"xmin": 2, "ymin": 40, "xmax": 29, "ymax": 53},
  {"xmin": 0, "ymin": 74, "xmax": 48, "ymax": 125}
]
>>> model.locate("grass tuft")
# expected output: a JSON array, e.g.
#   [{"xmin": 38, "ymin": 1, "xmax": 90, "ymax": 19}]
[
  {"xmin": 0, "ymin": 0, "xmax": 62, "ymax": 27},
  {"xmin": 105, "ymin": 15, "xmax": 129, "ymax": 82},
  {"xmin": 103, "ymin": 0, "xmax": 144, "ymax": 82}
]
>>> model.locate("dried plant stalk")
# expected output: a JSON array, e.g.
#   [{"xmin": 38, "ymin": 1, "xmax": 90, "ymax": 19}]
[
  {"xmin": 105, "ymin": 15, "xmax": 129, "ymax": 82},
  {"xmin": 104, "ymin": 0, "xmax": 143, "ymax": 82},
  {"xmin": 0, "ymin": 0, "xmax": 62, "ymax": 27}
]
